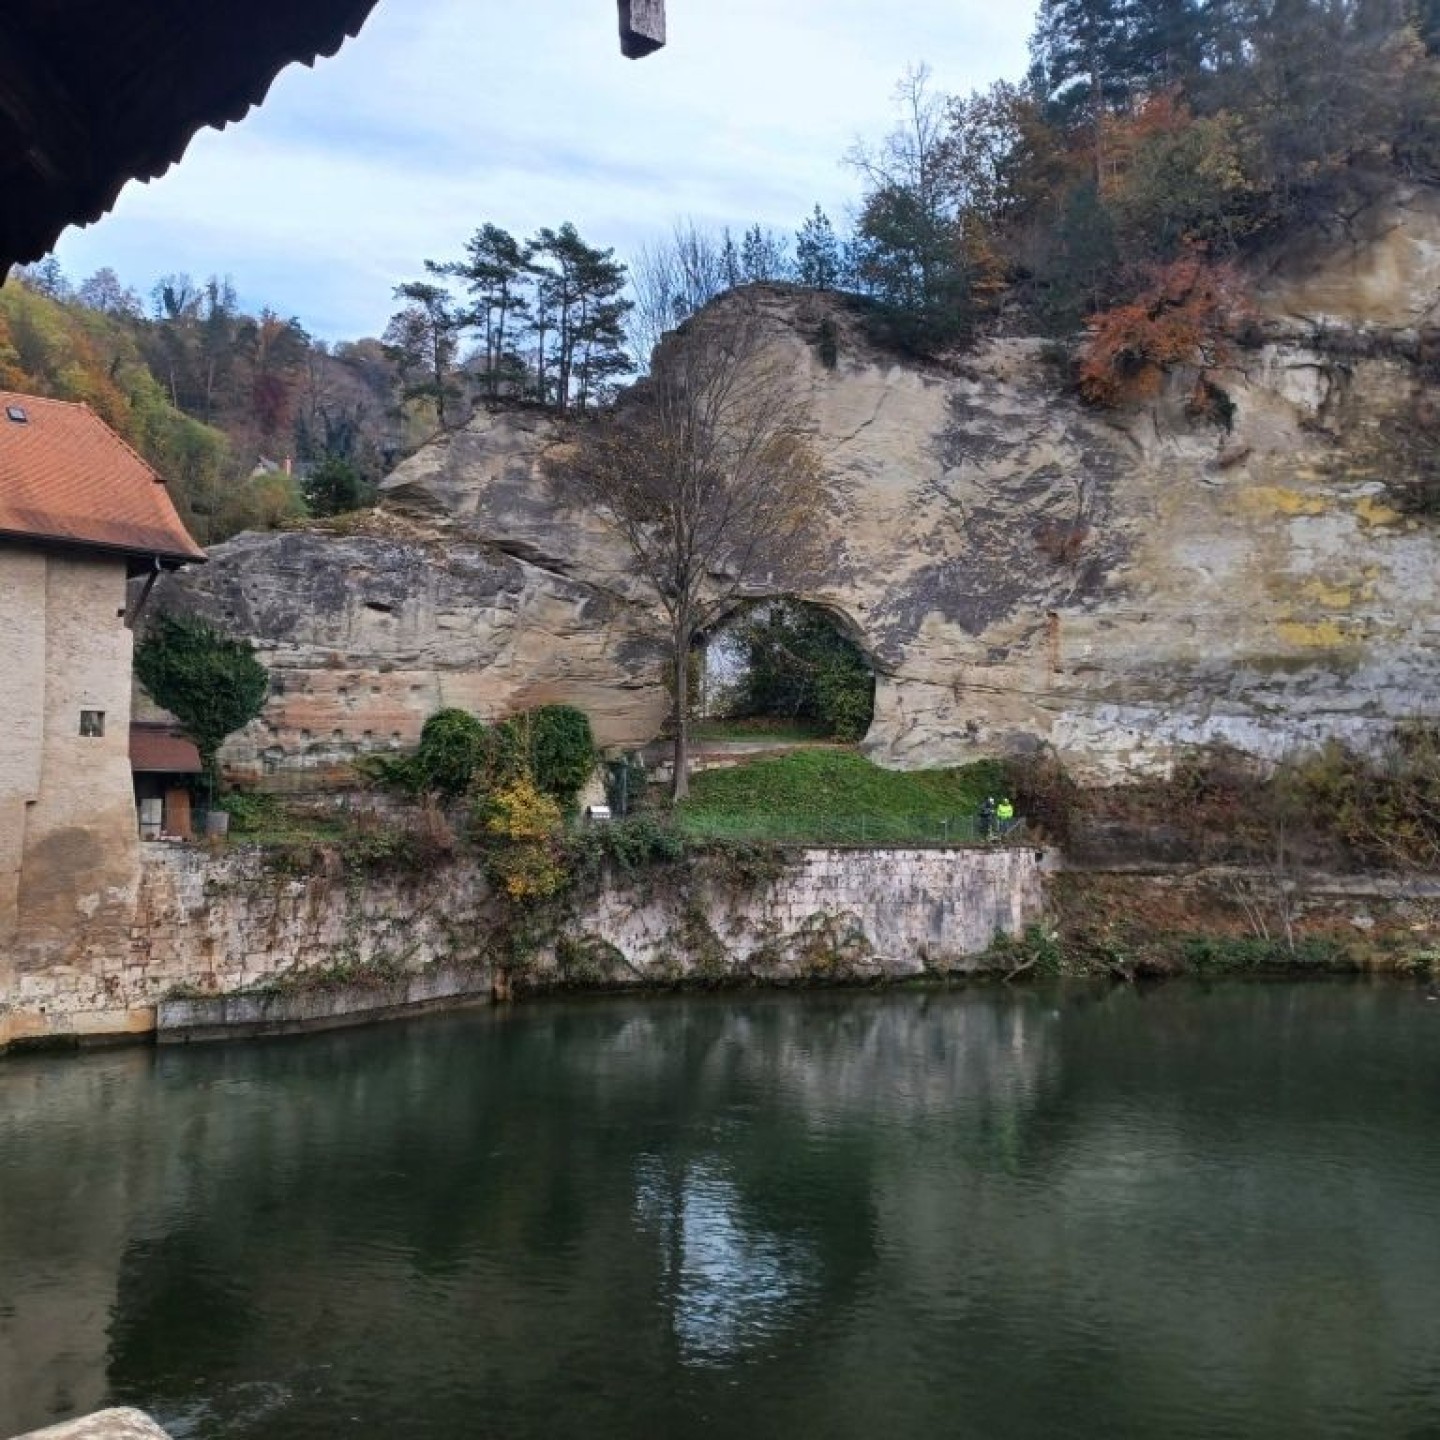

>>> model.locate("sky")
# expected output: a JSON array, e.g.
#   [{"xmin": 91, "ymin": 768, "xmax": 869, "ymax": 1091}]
[{"xmin": 52, "ymin": 0, "xmax": 1036, "ymax": 341}]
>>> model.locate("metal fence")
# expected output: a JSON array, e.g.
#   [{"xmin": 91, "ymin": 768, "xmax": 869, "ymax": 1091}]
[{"xmin": 677, "ymin": 812, "xmax": 1024, "ymax": 848}]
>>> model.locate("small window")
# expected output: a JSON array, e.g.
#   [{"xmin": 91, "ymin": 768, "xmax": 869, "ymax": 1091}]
[
  {"xmin": 79, "ymin": 710, "xmax": 105, "ymax": 738},
  {"xmin": 5, "ymin": 405, "xmax": 27, "ymax": 424}
]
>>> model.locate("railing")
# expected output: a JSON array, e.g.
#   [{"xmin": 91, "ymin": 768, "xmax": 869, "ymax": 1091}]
[{"xmin": 677, "ymin": 813, "xmax": 1024, "ymax": 848}]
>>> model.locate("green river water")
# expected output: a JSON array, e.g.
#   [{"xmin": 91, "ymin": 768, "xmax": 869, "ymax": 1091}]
[{"xmin": 1, "ymin": 982, "xmax": 1437, "ymax": 1439}]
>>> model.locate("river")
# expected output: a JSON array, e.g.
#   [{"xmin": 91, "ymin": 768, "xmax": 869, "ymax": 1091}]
[{"xmin": 1, "ymin": 982, "xmax": 1437, "ymax": 1439}]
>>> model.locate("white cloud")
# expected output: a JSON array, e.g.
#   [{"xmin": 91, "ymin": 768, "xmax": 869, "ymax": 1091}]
[{"xmin": 54, "ymin": 0, "xmax": 1036, "ymax": 338}]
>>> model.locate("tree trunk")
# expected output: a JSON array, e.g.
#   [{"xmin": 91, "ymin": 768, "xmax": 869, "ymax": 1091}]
[{"xmin": 671, "ymin": 627, "xmax": 690, "ymax": 802}]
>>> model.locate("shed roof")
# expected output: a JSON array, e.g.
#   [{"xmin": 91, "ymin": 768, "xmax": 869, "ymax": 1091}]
[
  {"xmin": 0, "ymin": 391, "xmax": 206, "ymax": 566},
  {"xmin": 129, "ymin": 725, "xmax": 204, "ymax": 775}
]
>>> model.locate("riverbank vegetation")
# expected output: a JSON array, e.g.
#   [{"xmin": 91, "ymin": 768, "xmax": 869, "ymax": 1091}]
[
  {"xmin": 1001, "ymin": 729, "xmax": 1440, "ymax": 979},
  {"xmin": 207, "ymin": 702, "xmax": 1440, "ymax": 986}
]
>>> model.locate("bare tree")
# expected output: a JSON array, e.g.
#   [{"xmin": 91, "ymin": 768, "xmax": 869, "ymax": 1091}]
[
  {"xmin": 548, "ymin": 297, "xmax": 827, "ymax": 800},
  {"xmin": 627, "ymin": 219, "xmax": 735, "ymax": 363}
]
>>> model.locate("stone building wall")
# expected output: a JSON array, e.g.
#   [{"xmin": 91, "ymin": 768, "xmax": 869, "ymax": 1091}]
[{"xmin": 0, "ymin": 549, "xmax": 140, "ymax": 1028}]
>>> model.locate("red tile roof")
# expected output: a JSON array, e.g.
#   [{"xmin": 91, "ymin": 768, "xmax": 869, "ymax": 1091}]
[
  {"xmin": 129, "ymin": 725, "xmax": 204, "ymax": 775},
  {"xmin": 0, "ymin": 391, "xmax": 206, "ymax": 566}
]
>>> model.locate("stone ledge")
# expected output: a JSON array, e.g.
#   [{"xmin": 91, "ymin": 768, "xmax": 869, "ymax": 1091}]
[{"xmin": 9, "ymin": 1410, "xmax": 172, "ymax": 1440}]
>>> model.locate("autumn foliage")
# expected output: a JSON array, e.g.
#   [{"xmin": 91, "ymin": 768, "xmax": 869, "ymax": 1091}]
[{"xmin": 1078, "ymin": 253, "xmax": 1240, "ymax": 408}]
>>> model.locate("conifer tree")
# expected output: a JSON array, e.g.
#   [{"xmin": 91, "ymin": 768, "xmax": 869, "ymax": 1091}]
[
  {"xmin": 435, "ymin": 224, "xmax": 530, "ymax": 398},
  {"xmin": 1028, "ymin": 0, "xmax": 1132, "ymax": 175},
  {"xmin": 845, "ymin": 65, "xmax": 973, "ymax": 349},
  {"xmin": 525, "ymin": 224, "xmax": 633, "ymax": 412},
  {"xmin": 794, "ymin": 206, "xmax": 843, "ymax": 289},
  {"xmin": 739, "ymin": 224, "xmax": 789, "ymax": 283},
  {"xmin": 382, "ymin": 280, "xmax": 463, "ymax": 429}
]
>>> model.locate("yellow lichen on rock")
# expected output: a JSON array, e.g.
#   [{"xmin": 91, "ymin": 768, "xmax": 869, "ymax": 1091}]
[
  {"xmin": 1276, "ymin": 618, "xmax": 1352, "ymax": 649},
  {"xmin": 1354, "ymin": 494, "xmax": 1403, "ymax": 527},
  {"xmin": 1237, "ymin": 486, "xmax": 1332, "ymax": 519}
]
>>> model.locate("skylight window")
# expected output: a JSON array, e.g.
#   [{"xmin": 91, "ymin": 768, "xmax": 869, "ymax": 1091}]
[{"xmin": 5, "ymin": 405, "xmax": 28, "ymax": 424}]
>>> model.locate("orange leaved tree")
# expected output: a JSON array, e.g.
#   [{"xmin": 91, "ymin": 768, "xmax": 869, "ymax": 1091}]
[{"xmin": 1078, "ymin": 252, "xmax": 1240, "ymax": 408}]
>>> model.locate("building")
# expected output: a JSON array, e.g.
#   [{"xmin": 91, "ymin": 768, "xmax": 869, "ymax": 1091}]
[{"xmin": 0, "ymin": 392, "xmax": 204, "ymax": 1021}]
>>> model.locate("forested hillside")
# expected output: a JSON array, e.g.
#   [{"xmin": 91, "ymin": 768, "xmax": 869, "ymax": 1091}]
[
  {"xmin": 0, "ymin": 267, "xmax": 405, "ymax": 544},
  {"xmin": 613, "ymin": 0, "xmax": 1440, "ymax": 390}
]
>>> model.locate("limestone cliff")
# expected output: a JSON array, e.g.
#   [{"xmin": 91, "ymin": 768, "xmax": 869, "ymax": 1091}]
[
  {"xmin": 149, "ymin": 500, "xmax": 666, "ymax": 784},
  {"xmin": 152, "ymin": 183, "xmax": 1440, "ymax": 784}
]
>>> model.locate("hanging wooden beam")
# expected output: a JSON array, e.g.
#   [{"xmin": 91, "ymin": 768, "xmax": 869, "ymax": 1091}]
[{"xmin": 618, "ymin": 0, "xmax": 666, "ymax": 58}]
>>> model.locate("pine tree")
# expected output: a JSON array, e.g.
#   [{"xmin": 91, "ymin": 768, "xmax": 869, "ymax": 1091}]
[
  {"xmin": 720, "ymin": 230, "xmax": 742, "ymax": 289},
  {"xmin": 1127, "ymin": 0, "xmax": 1205, "ymax": 91},
  {"xmin": 525, "ymin": 224, "xmax": 633, "ymax": 412},
  {"xmin": 1029, "ymin": 0, "xmax": 1139, "ymax": 177},
  {"xmin": 739, "ymin": 224, "xmax": 789, "ymax": 282},
  {"xmin": 794, "ymin": 206, "xmax": 842, "ymax": 289},
  {"xmin": 382, "ymin": 280, "xmax": 463, "ymax": 429},
  {"xmin": 435, "ymin": 224, "xmax": 530, "ymax": 398}
]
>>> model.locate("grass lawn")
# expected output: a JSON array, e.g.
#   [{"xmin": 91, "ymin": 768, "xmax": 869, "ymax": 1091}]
[
  {"xmin": 690, "ymin": 717, "xmax": 832, "ymax": 743},
  {"xmin": 678, "ymin": 749, "xmax": 1006, "ymax": 843}
]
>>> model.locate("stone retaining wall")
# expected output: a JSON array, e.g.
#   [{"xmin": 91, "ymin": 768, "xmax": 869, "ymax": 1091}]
[{"xmin": 1, "ymin": 844, "xmax": 1048, "ymax": 1048}]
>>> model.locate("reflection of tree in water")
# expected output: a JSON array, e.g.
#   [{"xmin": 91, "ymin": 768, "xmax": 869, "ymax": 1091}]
[{"xmin": 93, "ymin": 995, "xmax": 1054, "ymax": 1435}]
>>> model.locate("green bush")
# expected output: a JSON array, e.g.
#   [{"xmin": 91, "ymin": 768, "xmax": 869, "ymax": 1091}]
[
  {"xmin": 215, "ymin": 791, "xmax": 285, "ymax": 834},
  {"xmin": 1181, "ymin": 935, "xmax": 1352, "ymax": 974},
  {"xmin": 134, "ymin": 614, "xmax": 268, "ymax": 794},
  {"xmin": 597, "ymin": 814, "xmax": 686, "ymax": 870},
  {"xmin": 725, "ymin": 599, "xmax": 874, "ymax": 740},
  {"xmin": 497, "ymin": 704, "xmax": 597, "ymax": 810},
  {"xmin": 367, "ymin": 708, "xmax": 497, "ymax": 798}
]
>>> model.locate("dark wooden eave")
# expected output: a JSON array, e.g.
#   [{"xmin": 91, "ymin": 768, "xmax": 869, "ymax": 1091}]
[{"xmin": 0, "ymin": 0, "xmax": 666, "ymax": 274}]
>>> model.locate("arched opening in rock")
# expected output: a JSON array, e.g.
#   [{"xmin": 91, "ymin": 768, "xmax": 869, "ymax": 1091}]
[{"xmin": 697, "ymin": 597, "xmax": 877, "ymax": 743}]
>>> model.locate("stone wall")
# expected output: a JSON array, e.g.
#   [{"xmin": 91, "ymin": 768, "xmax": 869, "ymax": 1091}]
[
  {"xmin": 567, "ymin": 846, "xmax": 1046, "ymax": 982},
  {"xmin": 1, "ymin": 844, "xmax": 1047, "ymax": 1047}
]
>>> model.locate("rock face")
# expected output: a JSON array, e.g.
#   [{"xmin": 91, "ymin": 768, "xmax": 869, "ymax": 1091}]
[
  {"xmin": 151, "ymin": 500, "xmax": 667, "ymax": 785},
  {"xmin": 155, "ymin": 183, "xmax": 1440, "ymax": 783}
]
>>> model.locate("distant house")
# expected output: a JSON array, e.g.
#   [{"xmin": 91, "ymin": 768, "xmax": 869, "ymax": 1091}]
[{"xmin": 0, "ymin": 391, "xmax": 204, "ymax": 984}]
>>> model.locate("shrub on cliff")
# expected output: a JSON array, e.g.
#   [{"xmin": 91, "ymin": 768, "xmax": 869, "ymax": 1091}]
[
  {"xmin": 498, "ymin": 704, "xmax": 598, "ymax": 813},
  {"xmin": 361, "ymin": 708, "xmax": 498, "ymax": 799},
  {"xmin": 478, "ymin": 776, "xmax": 568, "ymax": 901}
]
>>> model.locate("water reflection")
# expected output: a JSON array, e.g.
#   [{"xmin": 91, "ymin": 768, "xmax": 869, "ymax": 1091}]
[
  {"xmin": 634, "ymin": 1156, "xmax": 817, "ymax": 1365},
  {"xmin": 0, "ymin": 985, "xmax": 1437, "ymax": 1440}
]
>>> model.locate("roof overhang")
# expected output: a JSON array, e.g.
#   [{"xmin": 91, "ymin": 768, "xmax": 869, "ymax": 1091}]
[
  {"xmin": 130, "ymin": 725, "xmax": 204, "ymax": 775},
  {"xmin": 0, "ymin": 528, "xmax": 206, "ymax": 572}
]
